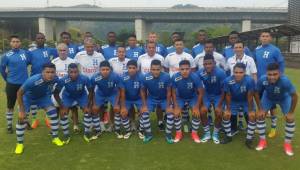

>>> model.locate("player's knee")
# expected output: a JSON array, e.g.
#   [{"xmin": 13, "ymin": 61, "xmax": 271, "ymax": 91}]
[
  {"xmin": 92, "ymin": 105, "xmax": 99, "ymax": 114},
  {"xmin": 286, "ymin": 114, "xmax": 294, "ymax": 123},
  {"xmin": 223, "ymin": 113, "xmax": 231, "ymax": 120},
  {"xmin": 200, "ymin": 106, "xmax": 208, "ymax": 115},
  {"xmin": 248, "ymin": 113, "xmax": 255, "ymax": 121}
]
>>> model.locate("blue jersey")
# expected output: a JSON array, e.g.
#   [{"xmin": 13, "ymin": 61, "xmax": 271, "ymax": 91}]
[
  {"xmin": 223, "ymin": 75, "xmax": 255, "ymax": 102},
  {"xmin": 57, "ymin": 74, "xmax": 91, "ymax": 98},
  {"xmin": 256, "ymin": 75, "xmax": 296, "ymax": 101},
  {"xmin": 254, "ymin": 44, "xmax": 285, "ymax": 78},
  {"xmin": 142, "ymin": 72, "xmax": 171, "ymax": 100},
  {"xmin": 66, "ymin": 43, "xmax": 79, "ymax": 59},
  {"xmin": 196, "ymin": 67, "xmax": 226, "ymax": 96},
  {"xmin": 90, "ymin": 72, "xmax": 121, "ymax": 97},
  {"xmin": 101, "ymin": 44, "xmax": 117, "ymax": 60},
  {"xmin": 126, "ymin": 46, "xmax": 145, "ymax": 61},
  {"xmin": 144, "ymin": 43, "xmax": 167, "ymax": 57},
  {"xmin": 171, "ymin": 72, "xmax": 203, "ymax": 100},
  {"xmin": 28, "ymin": 46, "xmax": 58, "ymax": 75},
  {"xmin": 78, "ymin": 44, "xmax": 84, "ymax": 52},
  {"xmin": 120, "ymin": 72, "xmax": 144, "ymax": 101},
  {"xmin": 22, "ymin": 74, "xmax": 58, "ymax": 100},
  {"xmin": 166, "ymin": 45, "xmax": 190, "ymax": 55},
  {"xmin": 222, "ymin": 45, "xmax": 253, "ymax": 60},
  {"xmin": 192, "ymin": 43, "xmax": 204, "ymax": 57},
  {"xmin": 0, "ymin": 49, "xmax": 30, "ymax": 84}
]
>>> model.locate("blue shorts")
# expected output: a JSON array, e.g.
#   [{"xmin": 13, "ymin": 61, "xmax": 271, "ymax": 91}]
[
  {"xmin": 261, "ymin": 93, "xmax": 291, "ymax": 115},
  {"xmin": 95, "ymin": 93, "xmax": 118, "ymax": 107},
  {"xmin": 177, "ymin": 97, "xmax": 198, "ymax": 109},
  {"xmin": 126, "ymin": 99, "xmax": 142, "ymax": 111},
  {"xmin": 230, "ymin": 101, "xmax": 249, "ymax": 116},
  {"xmin": 147, "ymin": 98, "xmax": 167, "ymax": 112},
  {"xmin": 24, "ymin": 95, "xmax": 53, "ymax": 113},
  {"xmin": 203, "ymin": 94, "xmax": 222, "ymax": 109},
  {"xmin": 62, "ymin": 93, "xmax": 88, "ymax": 108}
]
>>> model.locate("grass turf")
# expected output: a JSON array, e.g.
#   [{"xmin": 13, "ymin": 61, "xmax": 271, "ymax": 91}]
[{"xmin": 0, "ymin": 68, "xmax": 299, "ymax": 170}]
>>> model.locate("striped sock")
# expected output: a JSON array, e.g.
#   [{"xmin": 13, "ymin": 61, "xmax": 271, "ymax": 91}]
[
  {"xmin": 16, "ymin": 122, "xmax": 26, "ymax": 143},
  {"xmin": 165, "ymin": 112, "xmax": 174, "ymax": 135},
  {"xmin": 30, "ymin": 105, "xmax": 38, "ymax": 119},
  {"xmin": 256, "ymin": 120, "xmax": 266, "ymax": 139},
  {"xmin": 46, "ymin": 107, "xmax": 59, "ymax": 138},
  {"xmin": 222, "ymin": 119, "xmax": 231, "ymax": 137},
  {"xmin": 271, "ymin": 115, "xmax": 277, "ymax": 129},
  {"xmin": 114, "ymin": 113, "xmax": 121, "ymax": 131},
  {"xmin": 238, "ymin": 112, "xmax": 243, "ymax": 124},
  {"xmin": 174, "ymin": 117, "xmax": 182, "ymax": 132},
  {"xmin": 191, "ymin": 116, "xmax": 200, "ymax": 133},
  {"xmin": 121, "ymin": 116, "xmax": 131, "ymax": 133},
  {"xmin": 142, "ymin": 112, "xmax": 151, "ymax": 134},
  {"xmin": 138, "ymin": 115, "xmax": 143, "ymax": 132},
  {"xmin": 6, "ymin": 111, "xmax": 13, "ymax": 128},
  {"xmin": 83, "ymin": 113, "xmax": 92, "ymax": 135},
  {"xmin": 213, "ymin": 126, "xmax": 220, "ymax": 134},
  {"xmin": 285, "ymin": 121, "xmax": 295, "ymax": 143},
  {"xmin": 92, "ymin": 115, "xmax": 101, "ymax": 133},
  {"xmin": 182, "ymin": 104, "xmax": 189, "ymax": 121},
  {"xmin": 60, "ymin": 115, "xmax": 69, "ymax": 137},
  {"xmin": 246, "ymin": 121, "xmax": 256, "ymax": 140},
  {"xmin": 203, "ymin": 124, "xmax": 210, "ymax": 135}
]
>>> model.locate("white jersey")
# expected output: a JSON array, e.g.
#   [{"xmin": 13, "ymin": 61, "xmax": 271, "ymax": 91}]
[
  {"xmin": 137, "ymin": 53, "xmax": 164, "ymax": 74},
  {"xmin": 227, "ymin": 54, "xmax": 257, "ymax": 76},
  {"xmin": 109, "ymin": 57, "xmax": 130, "ymax": 76},
  {"xmin": 194, "ymin": 51, "xmax": 228, "ymax": 71},
  {"xmin": 164, "ymin": 52, "xmax": 195, "ymax": 77},
  {"xmin": 74, "ymin": 51, "xmax": 105, "ymax": 78},
  {"xmin": 51, "ymin": 57, "xmax": 76, "ymax": 79}
]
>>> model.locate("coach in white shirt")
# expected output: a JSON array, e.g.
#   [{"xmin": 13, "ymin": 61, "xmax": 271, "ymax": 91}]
[
  {"xmin": 194, "ymin": 40, "xmax": 227, "ymax": 71},
  {"xmin": 74, "ymin": 38, "xmax": 105, "ymax": 78},
  {"xmin": 164, "ymin": 39, "xmax": 195, "ymax": 77},
  {"xmin": 109, "ymin": 46, "xmax": 130, "ymax": 76},
  {"xmin": 137, "ymin": 42, "xmax": 164, "ymax": 74},
  {"xmin": 227, "ymin": 41, "xmax": 257, "ymax": 81}
]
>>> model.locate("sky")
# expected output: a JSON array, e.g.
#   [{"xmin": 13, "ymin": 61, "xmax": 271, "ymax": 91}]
[{"xmin": 0, "ymin": 0, "xmax": 288, "ymax": 8}]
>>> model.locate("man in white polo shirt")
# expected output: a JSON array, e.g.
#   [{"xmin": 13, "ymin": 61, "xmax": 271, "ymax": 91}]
[
  {"xmin": 138, "ymin": 42, "xmax": 164, "ymax": 75},
  {"xmin": 227, "ymin": 41, "xmax": 257, "ymax": 81},
  {"xmin": 109, "ymin": 46, "xmax": 130, "ymax": 76},
  {"xmin": 164, "ymin": 39, "xmax": 195, "ymax": 77},
  {"xmin": 74, "ymin": 38, "xmax": 105, "ymax": 78}
]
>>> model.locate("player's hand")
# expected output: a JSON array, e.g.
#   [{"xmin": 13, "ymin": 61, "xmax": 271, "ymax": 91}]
[
  {"xmin": 120, "ymin": 107, "xmax": 128, "ymax": 118},
  {"xmin": 18, "ymin": 111, "xmax": 26, "ymax": 122},
  {"xmin": 141, "ymin": 105, "xmax": 148, "ymax": 113},
  {"xmin": 174, "ymin": 106, "xmax": 181, "ymax": 118},
  {"xmin": 192, "ymin": 106, "xmax": 200, "ymax": 118}
]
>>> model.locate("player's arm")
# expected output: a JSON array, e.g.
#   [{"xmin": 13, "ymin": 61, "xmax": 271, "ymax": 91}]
[
  {"xmin": 88, "ymin": 87, "xmax": 94, "ymax": 108},
  {"xmin": 0, "ymin": 55, "xmax": 7, "ymax": 81},
  {"xmin": 16, "ymin": 88, "xmax": 26, "ymax": 121},
  {"xmin": 289, "ymin": 92, "xmax": 298, "ymax": 114},
  {"xmin": 225, "ymin": 92, "xmax": 231, "ymax": 112},
  {"xmin": 140, "ymin": 87, "xmax": 148, "ymax": 113},
  {"xmin": 254, "ymin": 91, "xmax": 262, "ymax": 110},
  {"xmin": 53, "ymin": 88, "xmax": 63, "ymax": 107},
  {"xmin": 172, "ymin": 87, "xmax": 181, "ymax": 117},
  {"xmin": 247, "ymin": 91, "xmax": 255, "ymax": 113}
]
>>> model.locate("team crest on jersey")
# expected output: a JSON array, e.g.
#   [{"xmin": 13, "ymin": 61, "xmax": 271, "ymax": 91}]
[
  {"xmin": 133, "ymin": 52, "xmax": 139, "ymax": 58},
  {"xmin": 211, "ymin": 76, "xmax": 217, "ymax": 83},
  {"xmin": 107, "ymin": 81, "xmax": 114, "ymax": 88},
  {"xmin": 43, "ymin": 51, "xmax": 49, "ymax": 58},
  {"xmin": 34, "ymin": 79, "xmax": 44, "ymax": 86},
  {"xmin": 20, "ymin": 54, "xmax": 26, "ymax": 61},
  {"xmin": 187, "ymin": 82, "xmax": 193, "ymax": 89},
  {"xmin": 69, "ymin": 48, "xmax": 74, "ymax": 54},
  {"xmin": 145, "ymin": 76, "xmax": 153, "ymax": 80},
  {"xmin": 274, "ymin": 87, "xmax": 280, "ymax": 94},
  {"xmin": 123, "ymin": 76, "xmax": 130, "ymax": 81},
  {"xmin": 95, "ymin": 75, "xmax": 102, "ymax": 81},
  {"xmin": 133, "ymin": 82, "xmax": 140, "ymax": 88},
  {"xmin": 240, "ymin": 85, "xmax": 247, "ymax": 93},
  {"xmin": 262, "ymin": 51, "xmax": 270, "ymax": 59},
  {"xmin": 158, "ymin": 82, "xmax": 164, "ymax": 88},
  {"xmin": 76, "ymin": 84, "xmax": 83, "ymax": 91},
  {"xmin": 175, "ymin": 76, "xmax": 182, "ymax": 82}
]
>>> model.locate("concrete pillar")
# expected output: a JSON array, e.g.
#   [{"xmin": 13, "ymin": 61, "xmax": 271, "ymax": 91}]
[
  {"xmin": 38, "ymin": 17, "xmax": 55, "ymax": 40},
  {"xmin": 55, "ymin": 20, "xmax": 66, "ymax": 41},
  {"xmin": 242, "ymin": 20, "xmax": 252, "ymax": 32},
  {"xmin": 135, "ymin": 18, "xmax": 152, "ymax": 42}
]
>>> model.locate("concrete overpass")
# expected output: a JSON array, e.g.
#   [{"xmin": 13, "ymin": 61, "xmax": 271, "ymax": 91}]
[{"xmin": 0, "ymin": 7, "xmax": 288, "ymax": 41}]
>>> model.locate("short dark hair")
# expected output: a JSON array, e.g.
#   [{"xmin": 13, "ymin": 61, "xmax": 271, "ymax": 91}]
[
  {"xmin": 233, "ymin": 40, "xmax": 244, "ymax": 47},
  {"xmin": 60, "ymin": 31, "xmax": 71, "ymax": 38},
  {"xmin": 171, "ymin": 32, "xmax": 181, "ymax": 36},
  {"xmin": 150, "ymin": 59, "xmax": 161, "ymax": 67},
  {"xmin": 68, "ymin": 63, "xmax": 78, "ymax": 70},
  {"xmin": 117, "ymin": 45, "xmax": 125, "ymax": 50},
  {"xmin": 204, "ymin": 40, "xmax": 214, "ymax": 46},
  {"xmin": 174, "ymin": 38, "xmax": 183, "ymax": 43},
  {"xmin": 127, "ymin": 60, "xmax": 138, "ymax": 68},
  {"xmin": 42, "ymin": 62, "xmax": 56, "ymax": 70},
  {"xmin": 203, "ymin": 53, "xmax": 215, "ymax": 61},
  {"xmin": 100, "ymin": 60, "xmax": 111, "ymax": 68},
  {"xmin": 128, "ymin": 34, "xmax": 137, "ymax": 39},
  {"xmin": 107, "ymin": 32, "xmax": 116, "ymax": 36},
  {"xmin": 260, "ymin": 30, "xmax": 272, "ymax": 36},
  {"xmin": 198, "ymin": 29, "xmax": 206, "ymax": 33},
  {"xmin": 229, "ymin": 31, "xmax": 239, "ymax": 36},
  {"xmin": 179, "ymin": 60, "xmax": 190, "ymax": 67},
  {"xmin": 146, "ymin": 42, "xmax": 156, "ymax": 47},
  {"xmin": 267, "ymin": 63, "xmax": 280, "ymax": 71},
  {"xmin": 233, "ymin": 63, "xmax": 246, "ymax": 71},
  {"xmin": 36, "ymin": 32, "xmax": 45, "ymax": 37},
  {"xmin": 9, "ymin": 35, "xmax": 20, "ymax": 41}
]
